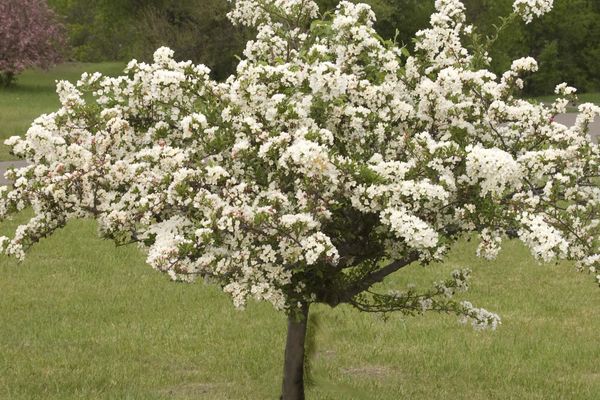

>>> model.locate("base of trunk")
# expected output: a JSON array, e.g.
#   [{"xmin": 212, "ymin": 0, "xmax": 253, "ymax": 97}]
[{"xmin": 280, "ymin": 303, "xmax": 310, "ymax": 400}]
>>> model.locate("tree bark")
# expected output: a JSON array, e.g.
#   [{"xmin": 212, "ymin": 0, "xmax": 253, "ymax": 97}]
[
  {"xmin": 0, "ymin": 72, "xmax": 14, "ymax": 87},
  {"xmin": 280, "ymin": 303, "xmax": 310, "ymax": 400}
]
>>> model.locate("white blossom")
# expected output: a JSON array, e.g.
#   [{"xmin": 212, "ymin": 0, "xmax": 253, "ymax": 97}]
[
  {"xmin": 466, "ymin": 146, "xmax": 523, "ymax": 197},
  {"xmin": 0, "ymin": 0, "xmax": 597, "ymax": 327},
  {"xmin": 513, "ymin": 0, "xmax": 554, "ymax": 24}
]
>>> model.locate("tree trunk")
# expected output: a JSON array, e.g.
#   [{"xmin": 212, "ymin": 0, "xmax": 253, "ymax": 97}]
[
  {"xmin": 280, "ymin": 303, "xmax": 310, "ymax": 400},
  {"xmin": 0, "ymin": 71, "xmax": 14, "ymax": 87}
]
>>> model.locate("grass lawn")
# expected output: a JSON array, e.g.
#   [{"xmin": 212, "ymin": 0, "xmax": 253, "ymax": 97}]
[
  {"xmin": 1, "ymin": 67, "xmax": 599, "ymax": 398},
  {"xmin": 0, "ymin": 63, "xmax": 125, "ymax": 161},
  {"xmin": 1, "ymin": 214, "xmax": 599, "ymax": 399}
]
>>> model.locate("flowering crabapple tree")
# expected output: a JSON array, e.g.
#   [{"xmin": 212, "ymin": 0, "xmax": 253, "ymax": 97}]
[
  {"xmin": 0, "ymin": 0, "xmax": 66, "ymax": 87},
  {"xmin": 1, "ymin": 0, "xmax": 600, "ymax": 398}
]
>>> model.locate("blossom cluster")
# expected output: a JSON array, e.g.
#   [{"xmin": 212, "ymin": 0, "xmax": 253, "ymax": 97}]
[
  {"xmin": 513, "ymin": 0, "xmax": 554, "ymax": 24},
  {"xmin": 1, "ymin": 0, "xmax": 598, "ymax": 328}
]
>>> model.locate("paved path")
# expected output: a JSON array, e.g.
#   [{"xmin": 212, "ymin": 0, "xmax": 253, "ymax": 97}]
[
  {"xmin": 0, "ymin": 160, "xmax": 29, "ymax": 186},
  {"xmin": 554, "ymin": 114, "xmax": 600, "ymax": 142},
  {"xmin": 0, "ymin": 114, "xmax": 598, "ymax": 186}
]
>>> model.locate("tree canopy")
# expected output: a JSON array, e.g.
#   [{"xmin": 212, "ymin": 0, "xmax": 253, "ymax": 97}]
[{"xmin": 2, "ymin": 0, "xmax": 599, "ymax": 398}]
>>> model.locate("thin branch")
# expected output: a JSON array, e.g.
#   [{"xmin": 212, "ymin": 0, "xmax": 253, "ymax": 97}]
[{"xmin": 340, "ymin": 252, "xmax": 419, "ymax": 302}]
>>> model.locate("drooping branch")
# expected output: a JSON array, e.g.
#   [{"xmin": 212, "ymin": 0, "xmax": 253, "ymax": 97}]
[
  {"xmin": 337, "ymin": 252, "xmax": 420, "ymax": 304},
  {"xmin": 346, "ymin": 268, "xmax": 502, "ymax": 330}
]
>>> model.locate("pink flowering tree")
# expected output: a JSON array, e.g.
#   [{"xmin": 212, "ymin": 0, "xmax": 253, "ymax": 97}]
[
  {"xmin": 0, "ymin": 0, "xmax": 66, "ymax": 86},
  {"xmin": 1, "ymin": 0, "xmax": 599, "ymax": 399}
]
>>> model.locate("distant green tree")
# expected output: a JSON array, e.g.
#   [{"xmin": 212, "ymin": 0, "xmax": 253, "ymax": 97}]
[
  {"xmin": 525, "ymin": 0, "xmax": 600, "ymax": 94},
  {"xmin": 48, "ymin": 0, "xmax": 136, "ymax": 61},
  {"xmin": 461, "ymin": 0, "xmax": 527, "ymax": 74},
  {"xmin": 48, "ymin": 0, "xmax": 245, "ymax": 79},
  {"xmin": 131, "ymin": 0, "xmax": 246, "ymax": 80},
  {"xmin": 47, "ymin": 0, "xmax": 600, "ymax": 93},
  {"xmin": 316, "ymin": 0, "xmax": 435, "ymax": 48}
]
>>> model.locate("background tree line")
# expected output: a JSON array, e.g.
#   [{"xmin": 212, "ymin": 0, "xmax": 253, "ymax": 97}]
[{"xmin": 47, "ymin": 0, "xmax": 600, "ymax": 94}]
